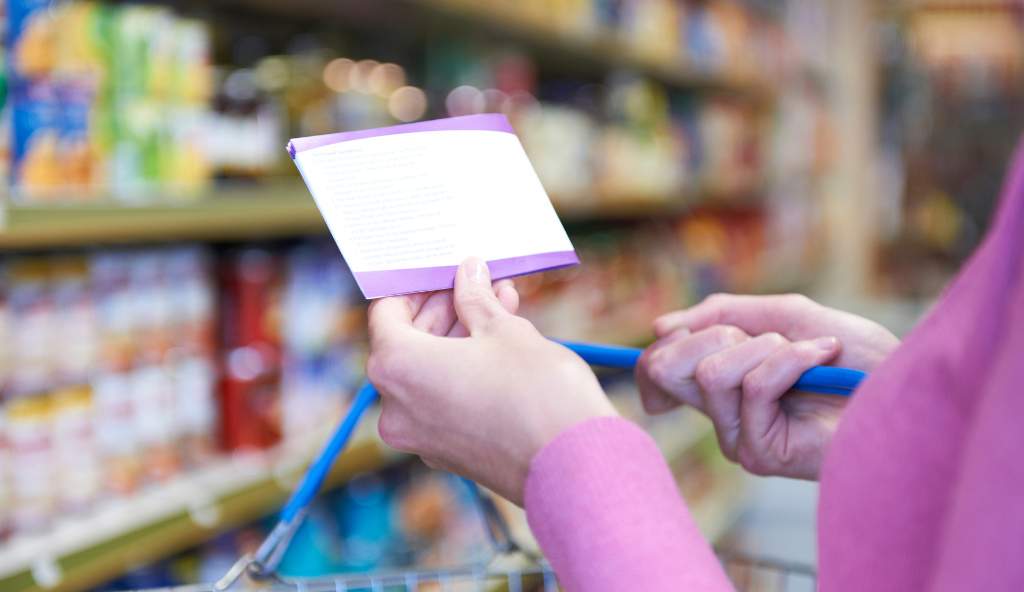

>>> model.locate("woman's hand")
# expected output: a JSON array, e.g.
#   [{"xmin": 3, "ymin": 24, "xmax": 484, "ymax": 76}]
[
  {"xmin": 367, "ymin": 258, "xmax": 616, "ymax": 504},
  {"xmin": 636, "ymin": 293, "xmax": 899, "ymax": 480}
]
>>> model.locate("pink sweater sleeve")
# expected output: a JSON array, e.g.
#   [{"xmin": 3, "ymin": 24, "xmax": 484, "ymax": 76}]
[{"xmin": 524, "ymin": 416, "xmax": 734, "ymax": 592}]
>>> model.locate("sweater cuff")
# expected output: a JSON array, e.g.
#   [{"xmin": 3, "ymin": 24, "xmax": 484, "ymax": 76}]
[{"xmin": 524, "ymin": 416, "xmax": 733, "ymax": 591}]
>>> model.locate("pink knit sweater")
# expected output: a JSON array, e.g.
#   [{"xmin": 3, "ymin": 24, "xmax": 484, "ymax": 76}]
[{"xmin": 524, "ymin": 139, "xmax": 1024, "ymax": 591}]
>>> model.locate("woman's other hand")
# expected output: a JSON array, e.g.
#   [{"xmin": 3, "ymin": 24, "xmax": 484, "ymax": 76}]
[
  {"xmin": 636, "ymin": 293, "xmax": 899, "ymax": 479},
  {"xmin": 367, "ymin": 258, "xmax": 616, "ymax": 504}
]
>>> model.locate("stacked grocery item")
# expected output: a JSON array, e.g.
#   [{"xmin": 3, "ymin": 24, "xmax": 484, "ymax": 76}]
[
  {"xmin": 0, "ymin": 240, "xmax": 367, "ymax": 540},
  {"xmin": 4, "ymin": 0, "xmax": 213, "ymax": 201},
  {"xmin": 0, "ymin": 248, "xmax": 218, "ymax": 535},
  {"xmin": 1, "ymin": 248, "xmax": 217, "ymax": 537}
]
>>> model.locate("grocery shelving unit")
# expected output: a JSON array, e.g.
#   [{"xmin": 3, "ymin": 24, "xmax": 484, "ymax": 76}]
[{"xmin": 0, "ymin": 418, "xmax": 399, "ymax": 592}]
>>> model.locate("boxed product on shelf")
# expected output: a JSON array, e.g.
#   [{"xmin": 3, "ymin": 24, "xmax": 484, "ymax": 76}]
[{"xmin": 2, "ymin": 0, "xmax": 214, "ymax": 201}]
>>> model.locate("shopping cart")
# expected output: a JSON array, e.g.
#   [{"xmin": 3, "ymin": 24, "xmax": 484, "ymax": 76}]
[{"xmin": 133, "ymin": 341, "xmax": 840, "ymax": 592}]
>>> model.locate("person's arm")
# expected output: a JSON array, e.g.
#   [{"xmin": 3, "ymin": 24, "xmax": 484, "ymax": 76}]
[{"xmin": 525, "ymin": 417, "xmax": 734, "ymax": 592}]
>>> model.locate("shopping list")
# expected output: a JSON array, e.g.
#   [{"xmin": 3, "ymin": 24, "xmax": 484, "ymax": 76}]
[{"xmin": 288, "ymin": 114, "xmax": 578, "ymax": 299}]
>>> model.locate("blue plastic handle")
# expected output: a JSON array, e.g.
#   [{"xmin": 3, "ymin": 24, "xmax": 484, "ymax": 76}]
[{"xmin": 555, "ymin": 340, "xmax": 866, "ymax": 396}]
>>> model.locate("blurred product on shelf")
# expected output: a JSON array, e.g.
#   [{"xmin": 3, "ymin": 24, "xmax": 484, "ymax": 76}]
[
  {"xmin": 4, "ymin": 0, "xmax": 212, "ymax": 201},
  {"xmin": 463, "ymin": 0, "xmax": 788, "ymax": 84},
  {"xmin": 0, "ymin": 2, "xmax": 9, "ymax": 196},
  {"xmin": 0, "ymin": 0, "xmax": 825, "ymax": 221},
  {"xmin": 218, "ymin": 247, "xmax": 284, "ymax": 452},
  {"xmin": 874, "ymin": 4, "xmax": 1024, "ymax": 297},
  {"xmin": 518, "ymin": 211, "xmax": 771, "ymax": 343},
  {"xmin": 219, "ymin": 242, "xmax": 365, "ymax": 452},
  {"xmin": 0, "ymin": 239, "xmax": 367, "ymax": 542},
  {"xmin": 0, "ymin": 248, "xmax": 217, "ymax": 534}
]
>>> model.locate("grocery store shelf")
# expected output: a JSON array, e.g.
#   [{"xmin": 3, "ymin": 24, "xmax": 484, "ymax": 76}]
[
  {"xmin": 412, "ymin": 0, "xmax": 771, "ymax": 99},
  {"xmin": 0, "ymin": 181, "xmax": 327, "ymax": 250},
  {"xmin": 0, "ymin": 180, "xmax": 750, "ymax": 249},
  {"xmin": 203, "ymin": 0, "xmax": 770, "ymax": 99},
  {"xmin": 0, "ymin": 416, "xmax": 400, "ymax": 592}
]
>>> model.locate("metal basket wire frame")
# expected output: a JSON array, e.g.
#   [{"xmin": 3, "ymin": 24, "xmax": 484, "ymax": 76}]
[{"xmin": 153, "ymin": 550, "xmax": 815, "ymax": 592}]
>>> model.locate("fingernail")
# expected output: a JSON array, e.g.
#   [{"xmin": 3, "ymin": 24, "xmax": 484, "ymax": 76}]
[
  {"xmin": 464, "ymin": 257, "xmax": 489, "ymax": 284},
  {"xmin": 813, "ymin": 336, "xmax": 839, "ymax": 351}
]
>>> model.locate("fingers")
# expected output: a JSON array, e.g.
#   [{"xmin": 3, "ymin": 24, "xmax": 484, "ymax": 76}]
[
  {"xmin": 693, "ymin": 332, "xmax": 788, "ymax": 456},
  {"xmin": 636, "ymin": 325, "xmax": 749, "ymax": 411},
  {"xmin": 453, "ymin": 257, "xmax": 509, "ymax": 335},
  {"xmin": 368, "ymin": 296, "xmax": 422, "ymax": 348},
  {"xmin": 654, "ymin": 293, "xmax": 816, "ymax": 338},
  {"xmin": 495, "ymin": 279, "xmax": 520, "ymax": 315},
  {"xmin": 738, "ymin": 336, "xmax": 841, "ymax": 461},
  {"xmin": 413, "ymin": 291, "xmax": 458, "ymax": 336},
  {"xmin": 448, "ymin": 278, "xmax": 519, "ymax": 338}
]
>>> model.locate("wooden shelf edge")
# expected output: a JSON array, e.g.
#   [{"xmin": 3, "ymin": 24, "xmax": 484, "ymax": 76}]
[
  {"xmin": 0, "ymin": 182, "xmax": 326, "ymax": 250},
  {"xmin": 0, "ymin": 179, "xmax": 760, "ymax": 250}
]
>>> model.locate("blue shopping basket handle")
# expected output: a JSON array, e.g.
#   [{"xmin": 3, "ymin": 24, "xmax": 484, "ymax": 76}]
[
  {"xmin": 232, "ymin": 338, "xmax": 867, "ymax": 588},
  {"xmin": 555, "ymin": 340, "xmax": 866, "ymax": 396}
]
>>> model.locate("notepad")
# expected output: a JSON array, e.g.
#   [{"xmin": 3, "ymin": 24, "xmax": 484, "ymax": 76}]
[{"xmin": 288, "ymin": 114, "xmax": 578, "ymax": 299}]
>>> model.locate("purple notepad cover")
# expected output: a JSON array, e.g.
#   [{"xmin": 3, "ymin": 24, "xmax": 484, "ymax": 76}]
[
  {"xmin": 287, "ymin": 113, "xmax": 516, "ymax": 158},
  {"xmin": 288, "ymin": 114, "xmax": 578, "ymax": 299},
  {"xmin": 354, "ymin": 250, "xmax": 579, "ymax": 299}
]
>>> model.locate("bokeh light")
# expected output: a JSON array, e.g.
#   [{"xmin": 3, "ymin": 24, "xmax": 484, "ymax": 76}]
[
  {"xmin": 323, "ymin": 57, "xmax": 354, "ymax": 93},
  {"xmin": 388, "ymin": 86, "xmax": 428, "ymax": 122},
  {"xmin": 445, "ymin": 85, "xmax": 485, "ymax": 116}
]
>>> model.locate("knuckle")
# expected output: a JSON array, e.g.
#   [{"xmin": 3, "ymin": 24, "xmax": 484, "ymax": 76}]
[
  {"xmin": 760, "ymin": 331, "xmax": 787, "ymax": 348},
  {"xmin": 741, "ymin": 372, "xmax": 770, "ymax": 401},
  {"xmin": 695, "ymin": 357, "xmax": 725, "ymax": 392},
  {"xmin": 640, "ymin": 348, "xmax": 667, "ymax": 384},
  {"xmin": 710, "ymin": 324, "xmax": 745, "ymax": 346},
  {"xmin": 704, "ymin": 292, "xmax": 731, "ymax": 307}
]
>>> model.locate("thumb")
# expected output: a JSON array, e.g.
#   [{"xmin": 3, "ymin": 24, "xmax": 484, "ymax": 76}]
[{"xmin": 454, "ymin": 257, "xmax": 508, "ymax": 335}]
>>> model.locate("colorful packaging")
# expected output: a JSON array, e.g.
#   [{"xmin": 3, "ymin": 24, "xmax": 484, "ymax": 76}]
[
  {"xmin": 7, "ymin": 258, "xmax": 55, "ymax": 394},
  {"xmin": 167, "ymin": 247, "xmax": 217, "ymax": 466},
  {"xmin": 10, "ymin": 81, "xmax": 61, "ymax": 199},
  {"xmin": 219, "ymin": 248, "xmax": 283, "ymax": 451},
  {"xmin": 91, "ymin": 368, "xmax": 139, "ymax": 495},
  {"xmin": 279, "ymin": 243, "xmax": 363, "ymax": 440},
  {"xmin": 90, "ymin": 253, "xmax": 141, "ymax": 494},
  {"xmin": 52, "ymin": 256, "xmax": 98, "ymax": 384},
  {"xmin": 0, "ymin": 2, "xmax": 10, "ymax": 195},
  {"xmin": 6, "ymin": 0, "xmax": 56, "ymax": 83},
  {"xmin": 51, "ymin": 385, "xmax": 100, "ymax": 512},
  {"xmin": 129, "ymin": 252, "xmax": 180, "ymax": 481},
  {"xmin": 6, "ymin": 393, "xmax": 54, "ymax": 534}
]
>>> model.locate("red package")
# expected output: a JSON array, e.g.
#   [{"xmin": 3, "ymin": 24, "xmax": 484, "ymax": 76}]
[{"xmin": 218, "ymin": 248, "xmax": 283, "ymax": 452}]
